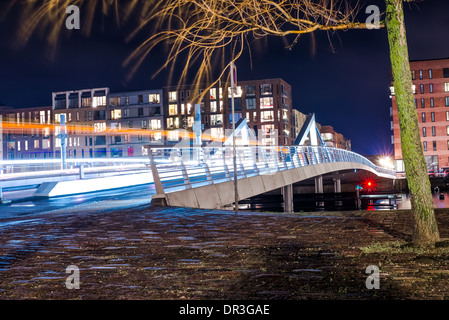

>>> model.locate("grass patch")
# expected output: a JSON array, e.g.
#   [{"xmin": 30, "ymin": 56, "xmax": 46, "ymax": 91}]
[{"xmin": 361, "ymin": 240, "xmax": 449, "ymax": 255}]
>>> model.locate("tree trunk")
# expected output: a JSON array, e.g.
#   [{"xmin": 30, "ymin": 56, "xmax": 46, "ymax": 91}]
[{"xmin": 385, "ymin": 0, "xmax": 440, "ymax": 245}]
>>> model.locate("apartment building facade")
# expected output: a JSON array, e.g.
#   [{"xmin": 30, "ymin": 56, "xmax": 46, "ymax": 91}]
[
  {"xmin": 0, "ymin": 105, "xmax": 54, "ymax": 160},
  {"xmin": 162, "ymin": 78, "xmax": 293, "ymax": 146},
  {"xmin": 107, "ymin": 89, "xmax": 165, "ymax": 157},
  {"xmin": 390, "ymin": 58, "xmax": 449, "ymax": 172},
  {"xmin": 2, "ymin": 78, "xmax": 354, "ymax": 161},
  {"xmin": 320, "ymin": 125, "xmax": 351, "ymax": 150}
]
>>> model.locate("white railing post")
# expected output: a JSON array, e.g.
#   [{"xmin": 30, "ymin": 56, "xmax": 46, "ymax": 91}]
[{"xmin": 148, "ymin": 149, "xmax": 165, "ymax": 195}]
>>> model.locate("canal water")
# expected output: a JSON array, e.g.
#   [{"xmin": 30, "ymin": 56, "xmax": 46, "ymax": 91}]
[{"xmin": 238, "ymin": 191, "xmax": 449, "ymax": 212}]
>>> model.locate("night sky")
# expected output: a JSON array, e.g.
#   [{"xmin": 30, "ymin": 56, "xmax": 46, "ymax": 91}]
[{"xmin": 0, "ymin": 0, "xmax": 448, "ymax": 156}]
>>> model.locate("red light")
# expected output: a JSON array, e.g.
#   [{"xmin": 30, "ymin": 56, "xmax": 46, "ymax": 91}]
[{"xmin": 361, "ymin": 175, "xmax": 377, "ymax": 193}]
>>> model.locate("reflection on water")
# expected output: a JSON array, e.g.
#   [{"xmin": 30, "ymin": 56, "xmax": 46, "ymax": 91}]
[
  {"xmin": 238, "ymin": 191, "xmax": 449, "ymax": 212},
  {"xmin": 393, "ymin": 192, "xmax": 449, "ymax": 210}
]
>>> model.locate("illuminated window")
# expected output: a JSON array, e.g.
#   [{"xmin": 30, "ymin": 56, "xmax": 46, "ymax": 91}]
[
  {"xmin": 151, "ymin": 132, "xmax": 162, "ymax": 142},
  {"xmin": 210, "ymin": 88, "xmax": 217, "ymax": 100},
  {"xmin": 211, "ymin": 114, "xmax": 223, "ymax": 126},
  {"xmin": 187, "ymin": 116, "xmax": 194, "ymax": 127},
  {"xmin": 42, "ymin": 139, "xmax": 50, "ymax": 149},
  {"xmin": 260, "ymin": 97, "xmax": 274, "ymax": 109},
  {"xmin": 174, "ymin": 117, "xmax": 180, "ymax": 128},
  {"xmin": 169, "ymin": 104, "xmax": 178, "ymax": 116},
  {"xmin": 149, "ymin": 119, "xmax": 161, "ymax": 130},
  {"xmin": 180, "ymin": 104, "xmax": 185, "ymax": 115},
  {"xmin": 92, "ymin": 96, "xmax": 106, "ymax": 108},
  {"xmin": 261, "ymin": 111, "xmax": 274, "ymax": 122},
  {"xmin": 94, "ymin": 122, "xmax": 106, "ymax": 133},
  {"xmin": 187, "ymin": 103, "xmax": 193, "ymax": 114},
  {"xmin": 111, "ymin": 109, "xmax": 121, "ymax": 120},
  {"xmin": 149, "ymin": 94, "xmax": 160, "ymax": 103},
  {"xmin": 169, "ymin": 91, "xmax": 177, "ymax": 102},
  {"xmin": 228, "ymin": 86, "xmax": 242, "ymax": 98},
  {"xmin": 262, "ymin": 124, "xmax": 275, "ymax": 135},
  {"xmin": 445, "ymin": 83, "xmax": 449, "ymax": 92},
  {"xmin": 210, "ymin": 101, "xmax": 217, "ymax": 113},
  {"xmin": 167, "ymin": 118, "xmax": 174, "ymax": 129},
  {"xmin": 81, "ymin": 97, "xmax": 91, "ymax": 107},
  {"xmin": 419, "ymin": 70, "xmax": 423, "ymax": 80},
  {"xmin": 411, "ymin": 70, "xmax": 416, "ymax": 80},
  {"xmin": 168, "ymin": 130, "xmax": 179, "ymax": 141},
  {"xmin": 39, "ymin": 111, "xmax": 46, "ymax": 124}
]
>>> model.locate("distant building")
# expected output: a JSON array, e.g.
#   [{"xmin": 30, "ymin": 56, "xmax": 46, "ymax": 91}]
[
  {"xmin": 1, "ymin": 78, "xmax": 353, "ymax": 160},
  {"xmin": 0, "ymin": 105, "xmax": 53, "ymax": 160},
  {"xmin": 107, "ymin": 89, "xmax": 165, "ymax": 157},
  {"xmin": 162, "ymin": 78, "xmax": 293, "ymax": 146},
  {"xmin": 52, "ymin": 88, "xmax": 110, "ymax": 159},
  {"xmin": 390, "ymin": 57, "xmax": 449, "ymax": 172},
  {"xmin": 320, "ymin": 125, "xmax": 351, "ymax": 151},
  {"xmin": 291, "ymin": 109, "xmax": 307, "ymax": 141}
]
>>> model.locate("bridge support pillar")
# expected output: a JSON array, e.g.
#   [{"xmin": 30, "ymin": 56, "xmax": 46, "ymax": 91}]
[
  {"xmin": 315, "ymin": 175, "xmax": 323, "ymax": 193},
  {"xmin": 315, "ymin": 175, "xmax": 324, "ymax": 210},
  {"xmin": 333, "ymin": 178, "xmax": 341, "ymax": 193},
  {"xmin": 282, "ymin": 184, "xmax": 294, "ymax": 213}
]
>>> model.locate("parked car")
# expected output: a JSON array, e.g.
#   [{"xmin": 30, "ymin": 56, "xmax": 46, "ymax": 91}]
[
  {"xmin": 428, "ymin": 170, "xmax": 436, "ymax": 177},
  {"xmin": 443, "ymin": 168, "xmax": 449, "ymax": 178}
]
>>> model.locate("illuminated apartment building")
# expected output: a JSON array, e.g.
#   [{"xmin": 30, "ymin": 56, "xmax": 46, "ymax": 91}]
[
  {"xmin": 52, "ymin": 88, "xmax": 109, "ymax": 158},
  {"xmin": 107, "ymin": 89, "xmax": 165, "ymax": 157},
  {"xmin": 0, "ymin": 105, "xmax": 53, "ymax": 159},
  {"xmin": 163, "ymin": 78, "xmax": 293, "ymax": 146},
  {"xmin": 390, "ymin": 58, "xmax": 449, "ymax": 172}
]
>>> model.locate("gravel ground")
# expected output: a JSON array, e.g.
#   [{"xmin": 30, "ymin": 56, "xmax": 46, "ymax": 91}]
[{"xmin": 1, "ymin": 205, "xmax": 449, "ymax": 300}]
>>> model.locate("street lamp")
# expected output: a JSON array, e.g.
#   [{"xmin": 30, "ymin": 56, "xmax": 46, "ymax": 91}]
[{"xmin": 230, "ymin": 61, "xmax": 238, "ymax": 213}]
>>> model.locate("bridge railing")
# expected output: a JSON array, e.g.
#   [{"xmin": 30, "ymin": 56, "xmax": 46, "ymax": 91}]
[{"xmin": 148, "ymin": 146, "xmax": 396, "ymax": 194}]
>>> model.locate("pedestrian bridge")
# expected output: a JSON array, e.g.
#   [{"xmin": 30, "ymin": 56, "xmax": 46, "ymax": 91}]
[{"xmin": 148, "ymin": 146, "xmax": 396, "ymax": 210}]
